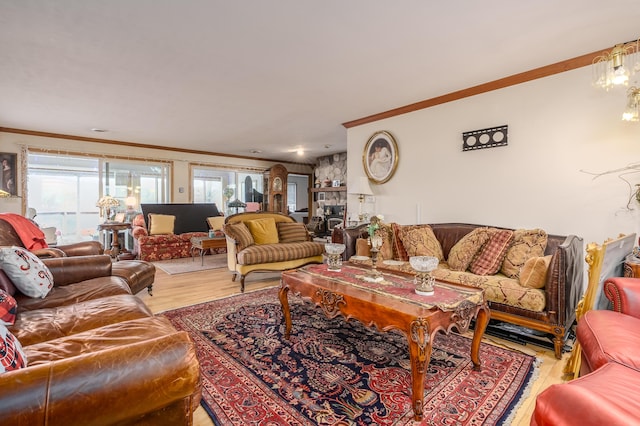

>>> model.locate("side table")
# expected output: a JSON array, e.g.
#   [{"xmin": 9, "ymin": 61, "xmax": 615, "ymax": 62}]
[
  {"xmin": 190, "ymin": 236, "xmax": 227, "ymax": 265},
  {"xmin": 98, "ymin": 222, "xmax": 132, "ymax": 260},
  {"xmin": 624, "ymin": 254, "xmax": 640, "ymax": 278}
]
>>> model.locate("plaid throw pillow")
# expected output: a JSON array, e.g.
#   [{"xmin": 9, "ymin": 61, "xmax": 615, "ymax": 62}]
[
  {"xmin": 447, "ymin": 227, "xmax": 493, "ymax": 271},
  {"xmin": 277, "ymin": 222, "xmax": 309, "ymax": 243},
  {"xmin": 0, "ymin": 289, "xmax": 17, "ymax": 326},
  {"xmin": 469, "ymin": 230, "xmax": 514, "ymax": 276}
]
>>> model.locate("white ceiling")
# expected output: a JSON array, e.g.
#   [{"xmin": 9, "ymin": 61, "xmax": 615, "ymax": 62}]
[{"xmin": 1, "ymin": 1, "xmax": 639, "ymax": 163}]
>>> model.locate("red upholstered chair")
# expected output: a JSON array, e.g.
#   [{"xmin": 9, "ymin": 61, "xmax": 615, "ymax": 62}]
[{"xmin": 531, "ymin": 277, "xmax": 640, "ymax": 425}]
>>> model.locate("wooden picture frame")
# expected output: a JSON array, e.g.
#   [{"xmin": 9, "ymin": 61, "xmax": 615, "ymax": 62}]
[
  {"xmin": 0, "ymin": 153, "xmax": 17, "ymax": 196},
  {"xmin": 363, "ymin": 131, "xmax": 399, "ymax": 184}
]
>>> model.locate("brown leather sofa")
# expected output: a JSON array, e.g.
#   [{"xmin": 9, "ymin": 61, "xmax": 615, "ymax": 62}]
[
  {"xmin": 531, "ymin": 277, "xmax": 640, "ymax": 425},
  {"xmin": 0, "ymin": 255, "xmax": 201, "ymax": 425},
  {"xmin": 334, "ymin": 222, "xmax": 584, "ymax": 359}
]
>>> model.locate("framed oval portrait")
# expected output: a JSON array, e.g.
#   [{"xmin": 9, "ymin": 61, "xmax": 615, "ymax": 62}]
[{"xmin": 362, "ymin": 131, "xmax": 399, "ymax": 184}]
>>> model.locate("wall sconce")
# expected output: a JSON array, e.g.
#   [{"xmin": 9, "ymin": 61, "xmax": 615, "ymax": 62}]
[
  {"xmin": 348, "ymin": 176, "xmax": 373, "ymax": 222},
  {"xmin": 622, "ymin": 87, "xmax": 640, "ymax": 121},
  {"xmin": 592, "ymin": 40, "xmax": 639, "ymax": 90}
]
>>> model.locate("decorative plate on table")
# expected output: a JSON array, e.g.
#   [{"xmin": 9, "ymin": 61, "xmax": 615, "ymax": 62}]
[
  {"xmin": 350, "ymin": 256, "xmax": 370, "ymax": 261},
  {"xmin": 383, "ymin": 260, "xmax": 404, "ymax": 266}
]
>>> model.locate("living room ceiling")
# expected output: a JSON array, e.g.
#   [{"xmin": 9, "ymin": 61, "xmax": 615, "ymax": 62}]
[{"xmin": 1, "ymin": 1, "xmax": 639, "ymax": 163}]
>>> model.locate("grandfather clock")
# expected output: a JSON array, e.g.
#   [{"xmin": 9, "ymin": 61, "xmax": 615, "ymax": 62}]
[{"xmin": 266, "ymin": 164, "xmax": 287, "ymax": 214}]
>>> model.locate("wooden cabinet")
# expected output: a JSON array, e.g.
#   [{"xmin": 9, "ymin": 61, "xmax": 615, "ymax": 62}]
[{"xmin": 266, "ymin": 164, "xmax": 288, "ymax": 214}]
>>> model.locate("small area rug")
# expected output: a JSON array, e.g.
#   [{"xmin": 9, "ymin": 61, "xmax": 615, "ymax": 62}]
[
  {"xmin": 152, "ymin": 253, "xmax": 227, "ymax": 274},
  {"xmin": 162, "ymin": 287, "xmax": 538, "ymax": 425}
]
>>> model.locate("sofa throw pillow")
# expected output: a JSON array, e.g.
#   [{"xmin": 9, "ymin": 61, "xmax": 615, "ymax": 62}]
[
  {"xmin": 355, "ymin": 238, "xmax": 372, "ymax": 257},
  {"xmin": 519, "ymin": 255, "xmax": 552, "ymax": 289},
  {"xmin": 501, "ymin": 228, "xmax": 548, "ymax": 279},
  {"xmin": 469, "ymin": 230, "xmax": 514, "ymax": 276},
  {"xmin": 391, "ymin": 223, "xmax": 408, "ymax": 261},
  {"xmin": 0, "ymin": 289, "xmax": 17, "ymax": 326},
  {"xmin": 277, "ymin": 222, "xmax": 308, "ymax": 243},
  {"xmin": 246, "ymin": 218, "xmax": 279, "ymax": 245},
  {"xmin": 0, "ymin": 323, "xmax": 27, "ymax": 372},
  {"xmin": 207, "ymin": 216, "xmax": 225, "ymax": 232},
  {"xmin": 0, "ymin": 246, "xmax": 54, "ymax": 298},
  {"xmin": 148, "ymin": 214, "xmax": 176, "ymax": 235},
  {"xmin": 399, "ymin": 225, "xmax": 444, "ymax": 261},
  {"xmin": 447, "ymin": 227, "xmax": 494, "ymax": 271},
  {"xmin": 223, "ymin": 222, "xmax": 255, "ymax": 251},
  {"xmin": 377, "ymin": 223, "xmax": 395, "ymax": 261}
]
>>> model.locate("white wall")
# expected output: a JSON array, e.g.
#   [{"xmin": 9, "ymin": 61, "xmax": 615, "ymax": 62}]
[
  {"xmin": 347, "ymin": 66, "xmax": 640, "ymax": 247},
  {"xmin": 0, "ymin": 132, "xmax": 312, "ymax": 214}
]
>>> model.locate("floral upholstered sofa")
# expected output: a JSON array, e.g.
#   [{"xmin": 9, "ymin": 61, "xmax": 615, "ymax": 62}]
[
  {"xmin": 131, "ymin": 203, "xmax": 224, "ymax": 261},
  {"xmin": 223, "ymin": 212, "xmax": 325, "ymax": 292},
  {"xmin": 335, "ymin": 222, "xmax": 584, "ymax": 359}
]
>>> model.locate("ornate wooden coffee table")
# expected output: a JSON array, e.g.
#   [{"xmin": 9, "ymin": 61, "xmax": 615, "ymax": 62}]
[{"xmin": 279, "ymin": 263, "xmax": 490, "ymax": 421}]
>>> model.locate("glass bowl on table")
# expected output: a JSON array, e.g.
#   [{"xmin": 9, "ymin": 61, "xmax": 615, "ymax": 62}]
[
  {"xmin": 409, "ymin": 256, "xmax": 439, "ymax": 296},
  {"xmin": 325, "ymin": 243, "xmax": 346, "ymax": 272}
]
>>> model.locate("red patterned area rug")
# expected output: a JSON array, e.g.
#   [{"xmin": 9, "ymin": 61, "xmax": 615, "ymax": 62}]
[{"xmin": 162, "ymin": 287, "xmax": 538, "ymax": 425}]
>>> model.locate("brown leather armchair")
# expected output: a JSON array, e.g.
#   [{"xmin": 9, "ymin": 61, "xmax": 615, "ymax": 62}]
[
  {"xmin": 0, "ymin": 219, "xmax": 103, "ymax": 257},
  {"xmin": 0, "ymin": 252, "xmax": 198, "ymax": 424}
]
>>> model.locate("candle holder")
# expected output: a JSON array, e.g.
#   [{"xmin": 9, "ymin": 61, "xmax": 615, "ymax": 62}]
[
  {"xmin": 364, "ymin": 235, "xmax": 384, "ymax": 282},
  {"xmin": 324, "ymin": 243, "xmax": 346, "ymax": 272},
  {"xmin": 409, "ymin": 256, "xmax": 439, "ymax": 296}
]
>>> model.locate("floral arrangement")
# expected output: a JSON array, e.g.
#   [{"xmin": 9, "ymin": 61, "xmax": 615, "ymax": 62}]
[
  {"xmin": 367, "ymin": 214, "xmax": 384, "ymax": 238},
  {"xmin": 367, "ymin": 214, "xmax": 385, "ymax": 249}
]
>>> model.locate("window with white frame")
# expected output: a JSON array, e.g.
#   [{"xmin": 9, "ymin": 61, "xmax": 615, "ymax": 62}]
[
  {"xmin": 27, "ymin": 151, "xmax": 170, "ymax": 244},
  {"xmin": 191, "ymin": 166, "xmax": 263, "ymax": 215}
]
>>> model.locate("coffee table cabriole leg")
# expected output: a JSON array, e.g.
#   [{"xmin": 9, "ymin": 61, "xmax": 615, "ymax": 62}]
[
  {"xmin": 470, "ymin": 304, "xmax": 490, "ymax": 370},
  {"xmin": 279, "ymin": 286, "xmax": 292, "ymax": 339},
  {"xmin": 407, "ymin": 318, "xmax": 432, "ymax": 421}
]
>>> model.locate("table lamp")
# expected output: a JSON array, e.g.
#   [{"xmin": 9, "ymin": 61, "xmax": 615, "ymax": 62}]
[{"xmin": 348, "ymin": 176, "xmax": 373, "ymax": 222}]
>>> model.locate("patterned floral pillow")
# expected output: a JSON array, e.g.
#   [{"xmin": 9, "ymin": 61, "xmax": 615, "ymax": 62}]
[
  {"xmin": 0, "ymin": 246, "xmax": 54, "ymax": 298},
  {"xmin": 469, "ymin": 230, "xmax": 514, "ymax": 276},
  {"xmin": 0, "ymin": 289, "xmax": 17, "ymax": 326},
  {"xmin": 447, "ymin": 227, "xmax": 493, "ymax": 271},
  {"xmin": 223, "ymin": 222, "xmax": 255, "ymax": 251},
  {"xmin": 500, "ymin": 229, "xmax": 548, "ymax": 279},
  {"xmin": 398, "ymin": 225, "xmax": 444, "ymax": 261},
  {"xmin": 0, "ymin": 323, "xmax": 27, "ymax": 372}
]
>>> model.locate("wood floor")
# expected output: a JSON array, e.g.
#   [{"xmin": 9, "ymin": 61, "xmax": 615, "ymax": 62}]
[{"xmin": 138, "ymin": 265, "xmax": 567, "ymax": 426}]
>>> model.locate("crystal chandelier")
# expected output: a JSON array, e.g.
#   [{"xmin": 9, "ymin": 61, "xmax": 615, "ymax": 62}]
[
  {"xmin": 622, "ymin": 87, "xmax": 640, "ymax": 122},
  {"xmin": 592, "ymin": 40, "xmax": 639, "ymax": 90}
]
